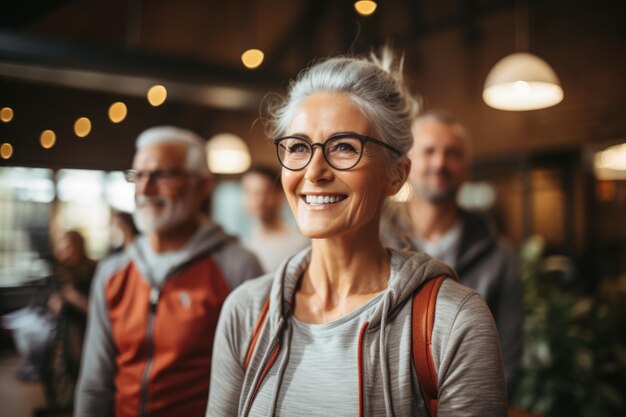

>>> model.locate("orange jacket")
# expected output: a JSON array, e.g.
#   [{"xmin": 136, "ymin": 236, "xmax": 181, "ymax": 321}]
[{"xmin": 76, "ymin": 222, "xmax": 263, "ymax": 417}]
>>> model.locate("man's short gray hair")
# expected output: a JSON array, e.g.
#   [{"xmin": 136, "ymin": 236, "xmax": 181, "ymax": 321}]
[
  {"xmin": 412, "ymin": 111, "xmax": 473, "ymax": 161},
  {"xmin": 135, "ymin": 126, "xmax": 211, "ymax": 176}
]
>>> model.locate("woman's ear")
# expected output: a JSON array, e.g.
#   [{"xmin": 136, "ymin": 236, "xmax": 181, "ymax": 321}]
[{"xmin": 385, "ymin": 157, "xmax": 411, "ymax": 196}]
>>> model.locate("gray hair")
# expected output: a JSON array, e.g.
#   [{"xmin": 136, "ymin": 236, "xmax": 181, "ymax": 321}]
[
  {"xmin": 135, "ymin": 126, "xmax": 211, "ymax": 176},
  {"xmin": 267, "ymin": 47, "xmax": 420, "ymax": 182},
  {"xmin": 412, "ymin": 111, "xmax": 473, "ymax": 161}
]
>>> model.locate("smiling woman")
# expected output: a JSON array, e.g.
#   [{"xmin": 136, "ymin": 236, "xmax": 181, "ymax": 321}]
[
  {"xmin": 279, "ymin": 93, "xmax": 397, "ymax": 241},
  {"xmin": 207, "ymin": 48, "xmax": 508, "ymax": 417}
]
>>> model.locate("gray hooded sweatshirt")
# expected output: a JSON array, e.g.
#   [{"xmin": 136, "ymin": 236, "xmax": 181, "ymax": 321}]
[{"xmin": 207, "ymin": 248, "xmax": 507, "ymax": 417}]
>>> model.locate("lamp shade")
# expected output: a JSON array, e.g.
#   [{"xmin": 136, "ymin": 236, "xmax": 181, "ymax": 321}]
[
  {"xmin": 483, "ymin": 52, "xmax": 563, "ymax": 111},
  {"xmin": 594, "ymin": 142, "xmax": 626, "ymax": 180},
  {"xmin": 206, "ymin": 133, "xmax": 251, "ymax": 174}
]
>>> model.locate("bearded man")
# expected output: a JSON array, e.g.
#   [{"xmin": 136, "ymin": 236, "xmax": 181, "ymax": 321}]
[
  {"xmin": 75, "ymin": 126, "xmax": 262, "ymax": 417},
  {"xmin": 381, "ymin": 112, "xmax": 522, "ymax": 396}
]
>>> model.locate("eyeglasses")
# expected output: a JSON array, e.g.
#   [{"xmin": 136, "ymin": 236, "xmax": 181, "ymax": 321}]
[
  {"xmin": 123, "ymin": 169, "xmax": 195, "ymax": 184},
  {"xmin": 273, "ymin": 132, "xmax": 401, "ymax": 171}
]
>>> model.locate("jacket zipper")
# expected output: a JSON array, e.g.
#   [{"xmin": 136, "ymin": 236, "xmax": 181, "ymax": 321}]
[{"xmin": 139, "ymin": 287, "xmax": 160, "ymax": 417}]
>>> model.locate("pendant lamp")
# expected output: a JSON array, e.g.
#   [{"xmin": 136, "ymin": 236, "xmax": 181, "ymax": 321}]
[
  {"xmin": 206, "ymin": 133, "xmax": 251, "ymax": 174},
  {"xmin": 483, "ymin": 1, "xmax": 563, "ymax": 111},
  {"xmin": 594, "ymin": 143, "xmax": 626, "ymax": 180}
]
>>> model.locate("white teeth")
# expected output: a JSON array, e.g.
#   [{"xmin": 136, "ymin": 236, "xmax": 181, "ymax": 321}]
[{"xmin": 304, "ymin": 195, "xmax": 344, "ymax": 205}]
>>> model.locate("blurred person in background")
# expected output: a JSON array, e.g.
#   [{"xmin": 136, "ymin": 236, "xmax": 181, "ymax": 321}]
[
  {"xmin": 108, "ymin": 210, "xmax": 140, "ymax": 253},
  {"xmin": 7, "ymin": 229, "xmax": 95, "ymax": 391},
  {"xmin": 50, "ymin": 230, "xmax": 96, "ymax": 317},
  {"xmin": 76, "ymin": 126, "xmax": 263, "ymax": 417},
  {"xmin": 241, "ymin": 166, "xmax": 309, "ymax": 273},
  {"xmin": 36, "ymin": 229, "xmax": 96, "ymax": 410},
  {"xmin": 381, "ymin": 111, "xmax": 522, "ymax": 394}
]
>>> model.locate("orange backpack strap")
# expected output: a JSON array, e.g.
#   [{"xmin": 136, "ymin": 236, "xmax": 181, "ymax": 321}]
[
  {"xmin": 412, "ymin": 275, "xmax": 446, "ymax": 417},
  {"xmin": 244, "ymin": 297, "xmax": 270, "ymax": 370}
]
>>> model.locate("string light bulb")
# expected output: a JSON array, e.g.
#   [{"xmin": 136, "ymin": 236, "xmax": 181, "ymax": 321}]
[
  {"xmin": 147, "ymin": 85, "xmax": 167, "ymax": 106},
  {"xmin": 0, "ymin": 143, "xmax": 13, "ymax": 159},
  {"xmin": 354, "ymin": 0, "xmax": 377, "ymax": 16},
  {"xmin": 40, "ymin": 130, "xmax": 57, "ymax": 149},
  {"xmin": 241, "ymin": 49, "xmax": 264, "ymax": 69},
  {"xmin": 1, "ymin": 107, "xmax": 14, "ymax": 123},
  {"xmin": 74, "ymin": 117, "xmax": 92, "ymax": 138},
  {"xmin": 109, "ymin": 102, "xmax": 128, "ymax": 123}
]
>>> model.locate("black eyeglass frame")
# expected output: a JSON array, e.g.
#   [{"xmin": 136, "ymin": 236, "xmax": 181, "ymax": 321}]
[{"xmin": 273, "ymin": 132, "xmax": 401, "ymax": 171}]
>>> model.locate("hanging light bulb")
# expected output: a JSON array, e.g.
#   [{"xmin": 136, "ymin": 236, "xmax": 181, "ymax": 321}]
[
  {"xmin": 483, "ymin": 52, "xmax": 563, "ymax": 111},
  {"xmin": 241, "ymin": 49, "xmax": 264, "ymax": 69},
  {"xmin": 354, "ymin": 1, "xmax": 377, "ymax": 16}
]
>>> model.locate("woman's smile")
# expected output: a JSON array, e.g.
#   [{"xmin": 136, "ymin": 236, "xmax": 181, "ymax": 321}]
[{"xmin": 301, "ymin": 193, "xmax": 348, "ymax": 206}]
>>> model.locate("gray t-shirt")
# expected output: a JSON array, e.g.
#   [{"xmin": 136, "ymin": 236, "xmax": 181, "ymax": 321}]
[
  {"xmin": 249, "ymin": 294, "xmax": 383, "ymax": 416},
  {"xmin": 414, "ymin": 220, "xmax": 463, "ymax": 268}
]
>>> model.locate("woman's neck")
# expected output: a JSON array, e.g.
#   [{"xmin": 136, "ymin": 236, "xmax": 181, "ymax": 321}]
[{"xmin": 294, "ymin": 219, "xmax": 390, "ymax": 324}]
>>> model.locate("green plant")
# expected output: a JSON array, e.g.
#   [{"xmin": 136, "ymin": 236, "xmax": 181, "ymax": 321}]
[{"xmin": 512, "ymin": 236, "xmax": 626, "ymax": 417}]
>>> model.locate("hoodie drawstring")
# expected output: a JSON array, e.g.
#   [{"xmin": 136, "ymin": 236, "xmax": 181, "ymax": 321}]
[
  {"xmin": 267, "ymin": 321, "xmax": 292, "ymax": 416},
  {"xmin": 242, "ymin": 320, "xmax": 284, "ymax": 417},
  {"xmin": 357, "ymin": 321, "xmax": 369, "ymax": 417},
  {"xmin": 379, "ymin": 290, "xmax": 396, "ymax": 417}
]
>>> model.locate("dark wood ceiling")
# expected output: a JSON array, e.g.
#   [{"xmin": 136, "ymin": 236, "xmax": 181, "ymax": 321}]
[
  {"xmin": 1, "ymin": 0, "xmax": 625, "ymax": 171},
  {"xmin": 2, "ymin": 0, "xmax": 523, "ymax": 82}
]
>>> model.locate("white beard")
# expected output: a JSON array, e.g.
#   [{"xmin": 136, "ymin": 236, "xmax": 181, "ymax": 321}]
[{"xmin": 133, "ymin": 189, "xmax": 196, "ymax": 234}]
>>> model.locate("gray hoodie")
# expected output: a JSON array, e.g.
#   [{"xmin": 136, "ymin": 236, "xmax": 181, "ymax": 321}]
[{"xmin": 207, "ymin": 248, "xmax": 507, "ymax": 417}]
